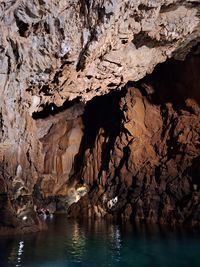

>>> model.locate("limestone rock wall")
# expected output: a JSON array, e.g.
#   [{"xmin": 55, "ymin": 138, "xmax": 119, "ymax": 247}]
[
  {"xmin": 0, "ymin": 0, "xmax": 200, "ymax": 231},
  {"xmin": 0, "ymin": 1, "xmax": 199, "ymax": 108},
  {"xmin": 0, "ymin": 0, "xmax": 199, "ymax": 184},
  {"xmin": 68, "ymin": 54, "xmax": 200, "ymax": 227}
]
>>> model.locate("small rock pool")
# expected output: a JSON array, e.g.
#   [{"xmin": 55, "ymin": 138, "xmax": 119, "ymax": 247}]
[{"xmin": 0, "ymin": 215, "xmax": 199, "ymax": 267}]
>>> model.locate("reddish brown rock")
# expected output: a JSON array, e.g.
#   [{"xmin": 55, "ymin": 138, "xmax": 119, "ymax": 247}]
[{"xmin": 68, "ymin": 55, "xmax": 200, "ymax": 227}]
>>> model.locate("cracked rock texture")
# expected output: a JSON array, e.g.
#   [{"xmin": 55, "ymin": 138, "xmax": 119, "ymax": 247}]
[
  {"xmin": 0, "ymin": 0, "xmax": 200, "ymax": 232},
  {"xmin": 68, "ymin": 54, "xmax": 200, "ymax": 227}
]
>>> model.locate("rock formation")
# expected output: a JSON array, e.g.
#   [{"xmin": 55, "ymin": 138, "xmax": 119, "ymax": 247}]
[
  {"xmin": 0, "ymin": 0, "xmax": 200, "ymax": 233},
  {"xmin": 68, "ymin": 54, "xmax": 200, "ymax": 227}
]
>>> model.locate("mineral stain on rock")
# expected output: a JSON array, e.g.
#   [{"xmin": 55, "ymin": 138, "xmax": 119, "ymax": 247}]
[
  {"xmin": 68, "ymin": 54, "xmax": 200, "ymax": 227},
  {"xmin": 0, "ymin": 0, "xmax": 200, "ymax": 234}
]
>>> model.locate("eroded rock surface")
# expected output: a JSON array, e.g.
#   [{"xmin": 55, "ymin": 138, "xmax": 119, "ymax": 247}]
[
  {"xmin": 0, "ymin": 166, "xmax": 44, "ymax": 235},
  {"xmin": 0, "ymin": 1, "xmax": 200, "ymax": 232},
  {"xmin": 69, "ymin": 88, "xmax": 200, "ymax": 226},
  {"xmin": 68, "ymin": 54, "xmax": 200, "ymax": 227}
]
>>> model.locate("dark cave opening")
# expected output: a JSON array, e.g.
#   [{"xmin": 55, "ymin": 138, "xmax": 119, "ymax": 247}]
[
  {"xmin": 137, "ymin": 45, "xmax": 200, "ymax": 109},
  {"xmin": 82, "ymin": 89, "xmax": 126, "ymax": 150},
  {"xmin": 71, "ymin": 88, "xmax": 127, "ymax": 185},
  {"xmin": 32, "ymin": 97, "xmax": 81, "ymax": 119}
]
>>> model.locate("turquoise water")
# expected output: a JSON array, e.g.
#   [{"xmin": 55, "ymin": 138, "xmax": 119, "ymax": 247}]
[{"xmin": 0, "ymin": 215, "xmax": 199, "ymax": 267}]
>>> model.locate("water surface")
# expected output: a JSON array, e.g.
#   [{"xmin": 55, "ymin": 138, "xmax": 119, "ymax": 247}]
[{"xmin": 0, "ymin": 215, "xmax": 199, "ymax": 267}]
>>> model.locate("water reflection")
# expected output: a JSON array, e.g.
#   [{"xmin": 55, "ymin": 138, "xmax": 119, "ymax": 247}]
[
  {"xmin": 16, "ymin": 241, "xmax": 24, "ymax": 267},
  {"xmin": 65, "ymin": 221, "xmax": 86, "ymax": 262},
  {"xmin": 6, "ymin": 240, "xmax": 24, "ymax": 267},
  {"xmin": 0, "ymin": 216, "xmax": 200, "ymax": 267},
  {"xmin": 109, "ymin": 225, "xmax": 121, "ymax": 263}
]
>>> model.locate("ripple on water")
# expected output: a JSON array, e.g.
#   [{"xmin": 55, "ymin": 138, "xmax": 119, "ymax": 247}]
[{"xmin": 0, "ymin": 215, "xmax": 200, "ymax": 267}]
